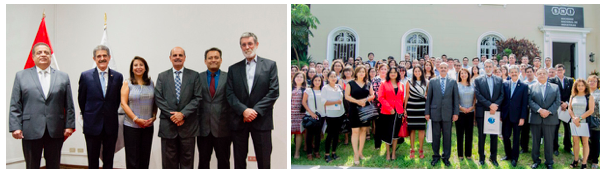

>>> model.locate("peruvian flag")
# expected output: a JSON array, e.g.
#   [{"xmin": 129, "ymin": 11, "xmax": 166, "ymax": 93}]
[{"xmin": 25, "ymin": 16, "xmax": 60, "ymax": 70}]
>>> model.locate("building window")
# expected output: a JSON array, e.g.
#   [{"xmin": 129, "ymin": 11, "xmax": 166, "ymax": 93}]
[
  {"xmin": 333, "ymin": 31, "xmax": 357, "ymax": 61},
  {"xmin": 480, "ymin": 35, "xmax": 501, "ymax": 58},
  {"xmin": 401, "ymin": 28, "xmax": 432, "ymax": 60},
  {"xmin": 405, "ymin": 33, "xmax": 429, "ymax": 60},
  {"xmin": 477, "ymin": 31, "xmax": 505, "ymax": 58}
]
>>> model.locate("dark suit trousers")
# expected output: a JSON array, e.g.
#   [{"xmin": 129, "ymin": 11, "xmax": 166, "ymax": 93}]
[
  {"xmin": 197, "ymin": 135, "xmax": 231, "ymax": 169},
  {"xmin": 455, "ymin": 112, "xmax": 474, "ymax": 158},
  {"xmin": 554, "ymin": 119, "xmax": 572, "ymax": 152},
  {"xmin": 502, "ymin": 120, "xmax": 521, "ymax": 161},
  {"xmin": 22, "ymin": 129, "xmax": 63, "ymax": 169},
  {"xmin": 431, "ymin": 120, "xmax": 452, "ymax": 160},
  {"xmin": 520, "ymin": 119, "xmax": 531, "ymax": 151},
  {"xmin": 531, "ymin": 124, "xmax": 556, "ymax": 165},
  {"xmin": 123, "ymin": 125, "xmax": 153, "ymax": 169},
  {"xmin": 161, "ymin": 136, "xmax": 195, "ymax": 169},
  {"xmin": 475, "ymin": 117, "xmax": 498, "ymax": 161},
  {"xmin": 588, "ymin": 130, "xmax": 600, "ymax": 164},
  {"xmin": 232, "ymin": 128, "xmax": 272, "ymax": 169},
  {"xmin": 84, "ymin": 127, "xmax": 118, "ymax": 169}
]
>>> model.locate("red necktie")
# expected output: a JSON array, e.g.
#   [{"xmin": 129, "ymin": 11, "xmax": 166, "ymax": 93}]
[{"xmin": 210, "ymin": 72, "xmax": 216, "ymax": 98}]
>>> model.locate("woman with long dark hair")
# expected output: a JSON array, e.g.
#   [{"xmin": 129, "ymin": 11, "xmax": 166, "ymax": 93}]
[
  {"xmin": 377, "ymin": 67, "xmax": 407, "ymax": 160},
  {"xmin": 120, "ymin": 56, "xmax": 157, "ymax": 168},
  {"xmin": 291, "ymin": 72, "xmax": 307, "ymax": 159},
  {"xmin": 345, "ymin": 66, "xmax": 375, "ymax": 165},
  {"xmin": 456, "ymin": 68, "xmax": 475, "ymax": 160},
  {"xmin": 405, "ymin": 66, "xmax": 427, "ymax": 159},
  {"xmin": 302, "ymin": 75, "xmax": 324, "ymax": 160}
]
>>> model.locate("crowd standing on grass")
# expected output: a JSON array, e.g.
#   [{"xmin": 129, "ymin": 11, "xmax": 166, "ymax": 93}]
[{"xmin": 291, "ymin": 52, "xmax": 600, "ymax": 169}]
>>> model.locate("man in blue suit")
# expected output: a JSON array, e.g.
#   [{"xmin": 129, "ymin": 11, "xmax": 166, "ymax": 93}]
[
  {"xmin": 499, "ymin": 65, "xmax": 528, "ymax": 167},
  {"xmin": 78, "ymin": 45, "xmax": 124, "ymax": 169}
]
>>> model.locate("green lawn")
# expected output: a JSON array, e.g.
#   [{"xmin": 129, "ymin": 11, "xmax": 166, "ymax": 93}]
[{"xmin": 291, "ymin": 123, "xmax": 600, "ymax": 169}]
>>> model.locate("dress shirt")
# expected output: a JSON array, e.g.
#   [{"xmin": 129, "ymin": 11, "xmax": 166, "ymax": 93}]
[
  {"xmin": 510, "ymin": 79, "xmax": 518, "ymax": 97},
  {"xmin": 537, "ymin": 81, "xmax": 548, "ymax": 113},
  {"xmin": 558, "ymin": 76, "xmax": 565, "ymax": 89},
  {"xmin": 321, "ymin": 84, "xmax": 345, "ymax": 118},
  {"xmin": 36, "ymin": 66, "xmax": 51, "ymax": 98},
  {"xmin": 524, "ymin": 78, "xmax": 538, "ymax": 86},
  {"xmin": 245, "ymin": 55, "xmax": 258, "ymax": 94},
  {"xmin": 487, "ymin": 74, "xmax": 494, "ymax": 98},
  {"xmin": 97, "ymin": 67, "xmax": 109, "ymax": 94},
  {"xmin": 207, "ymin": 69, "xmax": 221, "ymax": 89}
]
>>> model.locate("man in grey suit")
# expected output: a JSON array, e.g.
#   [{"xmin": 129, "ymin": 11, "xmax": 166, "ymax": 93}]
[
  {"xmin": 528, "ymin": 68, "xmax": 561, "ymax": 169},
  {"xmin": 154, "ymin": 47, "xmax": 203, "ymax": 169},
  {"xmin": 425, "ymin": 62, "xmax": 459, "ymax": 167},
  {"xmin": 197, "ymin": 47, "xmax": 232, "ymax": 169},
  {"xmin": 473, "ymin": 59, "xmax": 503, "ymax": 166},
  {"xmin": 227, "ymin": 32, "xmax": 279, "ymax": 169},
  {"xmin": 9, "ymin": 42, "xmax": 75, "ymax": 169}
]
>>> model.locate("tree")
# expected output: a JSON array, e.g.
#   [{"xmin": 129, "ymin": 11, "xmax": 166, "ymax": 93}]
[
  {"xmin": 291, "ymin": 4, "xmax": 320, "ymax": 67},
  {"xmin": 496, "ymin": 37, "xmax": 542, "ymax": 63}
]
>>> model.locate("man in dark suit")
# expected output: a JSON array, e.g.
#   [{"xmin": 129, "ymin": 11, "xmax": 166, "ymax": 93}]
[
  {"xmin": 528, "ymin": 68, "xmax": 561, "ymax": 169},
  {"xmin": 197, "ymin": 47, "xmax": 232, "ymax": 169},
  {"xmin": 9, "ymin": 43, "xmax": 75, "ymax": 169},
  {"xmin": 473, "ymin": 59, "xmax": 503, "ymax": 166},
  {"xmin": 499, "ymin": 65, "xmax": 528, "ymax": 167},
  {"xmin": 425, "ymin": 62, "xmax": 459, "ymax": 167},
  {"xmin": 78, "ymin": 45, "xmax": 123, "ymax": 169},
  {"xmin": 548, "ymin": 63, "xmax": 574, "ymax": 156},
  {"xmin": 154, "ymin": 47, "xmax": 202, "ymax": 169},
  {"xmin": 226, "ymin": 32, "xmax": 279, "ymax": 169}
]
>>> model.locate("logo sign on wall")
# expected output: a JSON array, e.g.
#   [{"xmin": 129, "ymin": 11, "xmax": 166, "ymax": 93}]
[{"xmin": 544, "ymin": 5, "xmax": 584, "ymax": 28}]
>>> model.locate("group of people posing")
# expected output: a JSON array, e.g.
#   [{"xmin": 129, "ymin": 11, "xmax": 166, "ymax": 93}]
[
  {"xmin": 10, "ymin": 32, "xmax": 280, "ymax": 169},
  {"xmin": 291, "ymin": 53, "xmax": 600, "ymax": 169}
]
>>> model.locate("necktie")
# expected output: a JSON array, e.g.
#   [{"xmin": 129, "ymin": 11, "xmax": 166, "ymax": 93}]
[
  {"xmin": 100, "ymin": 72, "xmax": 106, "ymax": 98},
  {"xmin": 210, "ymin": 72, "xmax": 216, "ymax": 98},
  {"xmin": 440, "ymin": 78, "xmax": 446, "ymax": 95},
  {"xmin": 488, "ymin": 76, "xmax": 494, "ymax": 99},
  {"xmin": 511, "ymin": 81, "xmax": 516, "ymax": 98},
  {"xmin": 175, "ymin": 71, "xmax": 182, "ymax": 103}
]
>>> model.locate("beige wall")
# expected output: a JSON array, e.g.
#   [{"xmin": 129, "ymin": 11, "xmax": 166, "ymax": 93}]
[{"xmin": 308, "ymin": 4, "xmax": 599, "ymax": 76}]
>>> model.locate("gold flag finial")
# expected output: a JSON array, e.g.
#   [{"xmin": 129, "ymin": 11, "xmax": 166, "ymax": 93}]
[
  {"xmin": 42, "ymin": 9, "xmax": 45, "ymax": 19},
  {"xmin": 104, "ymin": 13, "xmax": 107, "ymax": 26}
]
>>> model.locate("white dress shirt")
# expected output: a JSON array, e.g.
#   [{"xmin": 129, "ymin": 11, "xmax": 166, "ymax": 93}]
[
  {"xmin": 36, "ymin": 66, "xmax": 51, "ymax": 98},
  {"xmin": 97, "ymin": 67, "xmax": 109, "ymax": 94},
  {"xmin": 245, "ymin": 55, "xmax": 258, "ymax": 94},
  {"xmin": 172, "ymin": 67, "xmax": 184, "ymax": 82}
]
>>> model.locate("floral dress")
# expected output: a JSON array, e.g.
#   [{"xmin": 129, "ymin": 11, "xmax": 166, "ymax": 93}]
[{"xmin": 291, "ymin": 88, "xmax": 305, "ymax": 134}]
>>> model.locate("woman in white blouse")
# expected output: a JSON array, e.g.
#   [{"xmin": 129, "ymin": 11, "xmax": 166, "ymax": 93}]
[{"xmin": 321, "ymin": 71, "xmax": 345, "ymax": 163}]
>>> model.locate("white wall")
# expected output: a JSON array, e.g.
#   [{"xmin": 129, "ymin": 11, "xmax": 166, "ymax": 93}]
[{"xmin": 5, "ymin": 4, "xmax": 287, "ymax": 169}]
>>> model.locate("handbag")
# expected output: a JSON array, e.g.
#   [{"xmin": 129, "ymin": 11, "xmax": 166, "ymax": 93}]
[
  {"xmin": 341, "ymin": 116, "xmax": 351, "ymax": 134},
  {"xmin": 302, "ymin": 89, "xmax": 322, "ymax": 128},
  {"xmin": 398, "ymin": 114, "xmax": 409, "ymax": 138},
  {"xmin": 585, "ymin": 95, "xmax": 600, "ymax": 131},
  {"xmin": 358, "ymin": 84, "xmax": 379, "ymax": 123}
]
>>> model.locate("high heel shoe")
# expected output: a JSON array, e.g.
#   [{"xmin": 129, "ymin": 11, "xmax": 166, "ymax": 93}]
[
  {"xmin": 325, "ymin": 155, "xmax": 333, "ymax": 163},
  {"xmin": 581, "ymin": 164, "xmax": 587, "ymax": 169},
  {"xmin": 419, "ymin": 149, "xmax": 425, "ymax": 159},
  {"xmin": 570, "ymin": 160, "xmax": 579, "ymax": 168},
  {"xmin": 307, "ymin": 154, "xmax": 313, "ymax": 161},
  {"xmin": 410, "ymin": 149, "xmax": 415, "ymax": 159},
  {"xmin": 314, "ymin": 152, "xmax": 321, "ymax": 159}
]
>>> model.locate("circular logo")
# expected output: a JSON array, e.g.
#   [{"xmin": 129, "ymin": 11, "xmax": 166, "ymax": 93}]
[
  {"xmin": 488, "ymin": 117, "xmax": 496, "ymax": 124},
  {"xmin": 551, "ymin": 7, "xmax": 575, "ymax": 16}
]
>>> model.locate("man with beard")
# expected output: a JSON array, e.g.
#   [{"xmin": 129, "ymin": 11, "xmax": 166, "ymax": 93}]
[
  {"xmin": 78, "ymin": 45, "xmax": 124, "ymax": 168},
  {"xmin": 473, "ymin": 59, "xmax": 504, "ymax": 166},
  {"xmin": 227, "ymin": 32, "xmax": 279, "ymax": 169},
  {"xmin": 154, "ymin": 47, "xmax": 203, "ymax": 168}
]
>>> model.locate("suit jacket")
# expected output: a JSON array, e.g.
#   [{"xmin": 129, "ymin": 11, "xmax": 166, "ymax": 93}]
[
  {"xmin": 474, "ymin": 75, "xmax": 504, "ymax": 118},
  {"xmin": 198, "ymin": 70, "xmax": 231, "ymax": 138},
  {"xmin": 548, "ymin": 76, "xmax": 574, "ymax": 103},
  {"xmin": 424, "ymin": 76, "xmax": 460, "ymax": 122},
  {"xmin": 500, "ymin": 80, "xmax": 529, "ymax": 123},
  {"xmin": 9, "ymin": 67, "xmax": 75, "ymax": 140},
  {"xmin": 377, "ymin": 81, "xmax": 406, "ymax": 115},
  {"xmin": 528, "ymin": 82, "xmax": 561, "ymax": 125},
  {"xmin": 154, "ymin": 68, "xmax": 202, "ymax": 139},
  {"xmin": 78, "ymin": 68, "xmax": 123, "ymax": 136},
  {"xmin": 226, "ymin": 56, "xmax": 280, "ymax": 131}
]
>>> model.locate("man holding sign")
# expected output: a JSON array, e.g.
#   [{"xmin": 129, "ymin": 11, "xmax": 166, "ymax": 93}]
[
  {"xmin": 473, "ymin": 59, "xmax": 503, "ymax": 166},
  {"xmin": 500, "ymin": 65, "xmax": 528, "ymax": 167},
  {"xmin": 528, "ymin": 68, "xmax": 561, "ymax": 169}
]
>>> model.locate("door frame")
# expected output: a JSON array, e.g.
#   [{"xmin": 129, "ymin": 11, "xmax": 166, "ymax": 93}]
[{"xmin": 540, "ymin": 26, "xmax": 591, "ymax": 79}]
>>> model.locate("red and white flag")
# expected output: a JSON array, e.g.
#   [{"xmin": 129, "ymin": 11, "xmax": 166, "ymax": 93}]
[{"xmin": 25, "ymin": 16, "xmax": 60, "ymax": 70}]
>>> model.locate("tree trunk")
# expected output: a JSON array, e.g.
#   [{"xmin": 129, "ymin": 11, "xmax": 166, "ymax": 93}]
[{"xmin": 292, "ymin": 43, "xmax": 300, "ymax": 67}]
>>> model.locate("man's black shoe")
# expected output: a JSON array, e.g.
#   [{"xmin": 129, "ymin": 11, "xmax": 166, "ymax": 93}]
[
  {"xmin": 546, "ymin": 164, "xmax": 554, "ymax": 169},
  {"xmin": 531, "ymin": 162, "xmax": 540, "ymax": 169},
  {"xmin": 554, "ymin": 150, "xmax": 560, "ymax": 156},
  {"xmin": 443, "ymin": 160, "xmax": 451, "ymax": 167},
  {"xmin": 490, "ymin": 159, "xmax": 499, "ymax": 167},
  {"xmin": 431, "ymin": 159, "xmax": 439, "ymax": 166},
  {"xmin": 520, "ymin": 149, "xmax": 529, "ymax": 153},
  {"xmin": 479, "ymin": 160, "xmax": 485, "ymax": 165},
  {"xmin": 511, "ymin": 160, "xmax": 518, "ymax": 167}
]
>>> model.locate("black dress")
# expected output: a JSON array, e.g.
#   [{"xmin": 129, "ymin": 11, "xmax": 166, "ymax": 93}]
[{"xmin": 348, "ymin": 80, "xmax": 371, "ymax": 128}]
